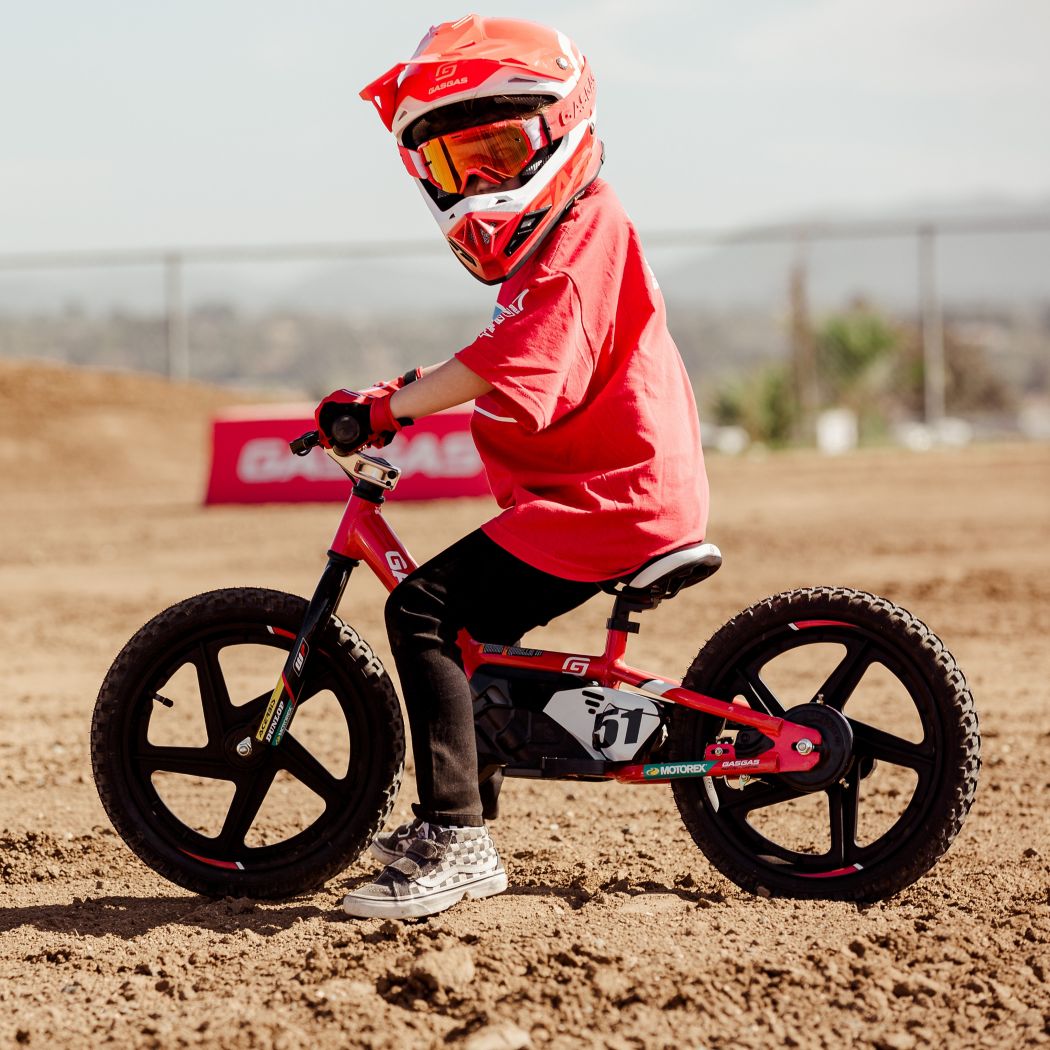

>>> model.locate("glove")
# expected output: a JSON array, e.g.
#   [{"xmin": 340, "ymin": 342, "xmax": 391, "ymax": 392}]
[
  {"xmin": 365, "ymin": 367, "xmax": 423, "ymax": 397},
  {"xmin": 315, "ymin": 388, "xmax": 414, "ymax": 455}
]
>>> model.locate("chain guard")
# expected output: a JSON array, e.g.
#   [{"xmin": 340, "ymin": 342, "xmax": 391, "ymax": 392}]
[{"xmin": 777, "ymin": 703, "xmax": 854, "ymax": 791}]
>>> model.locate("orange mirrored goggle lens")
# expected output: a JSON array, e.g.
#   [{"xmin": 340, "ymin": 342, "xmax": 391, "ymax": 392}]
[{"xmin": 403, "ymin": 118, "xmax": 548, "ymax": 195}]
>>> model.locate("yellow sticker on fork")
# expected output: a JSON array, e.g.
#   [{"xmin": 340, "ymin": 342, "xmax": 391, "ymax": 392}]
[{"xmin": 255, "ymin": 681, "xmax": 285, "ymax": 743}]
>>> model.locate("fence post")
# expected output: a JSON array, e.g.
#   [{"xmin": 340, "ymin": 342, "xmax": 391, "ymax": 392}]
[
  {"xmin": 919, "ymin": 226, "xmax": 946, "ymax": 427},
  {"xmin": 164, "ymin": 252, "xmax": 189, "ymax": 381},
  {"xmin": 789, "ymin": 234, "xmax": 818, "ymax": 443}
]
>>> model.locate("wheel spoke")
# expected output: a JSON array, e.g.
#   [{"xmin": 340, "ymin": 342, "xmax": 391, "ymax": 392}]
[
  {"xmin": 289, "ymin": 675, "xmax": 329, "ymax": 709},
  {"xmin": 827, "ymin": 778, "xmax": 861, "ymax": 865},
  {"xmin": 849, "ymin": 718, "xmax": 933, "ymax": 772},
  {"xmin": 719, "ymin": 778, "xmax": 803, "ymax": 815},
  {"xmin": 279, "ymin": 734, "xmax": 344, "ymax": 807},
  {"xmin": 217, "ymin": 766, "xmax": 278, "ymax": 850},
  {"xmin": 815, "ymin": 639, "xmax": 872, "ymax": 710},
  {"xmin": 737, "ymin": 666, "xmax": 786, "ymax": 718},
  {"xmin": 237, "ymin": 688, "xmax": 277, "ymax": 724},
  {"xmin": 194, "ymin": 642, "xmax": 233, "ymax": 744},
  {"xmin": 139, "ymin": 745, "xmax": 229, "ymax": 780}
]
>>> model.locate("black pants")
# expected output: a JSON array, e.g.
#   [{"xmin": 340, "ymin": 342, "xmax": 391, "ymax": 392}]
[{"xmin": 385, "ymin": 530, "xmax": 602, "ymax": 826}]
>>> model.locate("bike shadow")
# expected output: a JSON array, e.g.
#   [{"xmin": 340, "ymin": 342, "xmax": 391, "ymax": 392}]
[
  {"xmin": 2, "ymin": 881, "xmax": 722, "ymax": 938},
  {"xmin": 0, "ymin": 893, "xmax": 335, "ymax": 940},
  {"xmin": 504, "ymin": 878, "xmax": 721, "ymax": 909}
]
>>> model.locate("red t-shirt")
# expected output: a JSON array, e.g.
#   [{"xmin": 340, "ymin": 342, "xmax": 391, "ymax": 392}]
[{"xmin": 455, "ymin": 179, "xmax": 709, "ymax": 582}]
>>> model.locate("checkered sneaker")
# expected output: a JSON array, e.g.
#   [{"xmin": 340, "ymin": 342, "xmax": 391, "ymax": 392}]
[
  {"xmin": 370, "ymin": 817, "xmax": 431, "ymax": 864},
  {"xmin": 344, "ymin": 825, "xmax": 507, "ymax": 919}
]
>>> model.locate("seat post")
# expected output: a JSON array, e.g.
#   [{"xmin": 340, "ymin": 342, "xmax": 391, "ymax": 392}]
[
  {"xmin": 607, "ymin": 591, "xmax": 661, "ymax": 635},
  {"xmin": 601, "ymin": 622, "xmax": 632, "ymax": 663}
]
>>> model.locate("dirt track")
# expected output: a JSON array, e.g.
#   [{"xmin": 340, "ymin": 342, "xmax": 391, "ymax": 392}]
[{"xmin": 2, "ymin": 360, "xmax": 1048, "ymax": 1049}]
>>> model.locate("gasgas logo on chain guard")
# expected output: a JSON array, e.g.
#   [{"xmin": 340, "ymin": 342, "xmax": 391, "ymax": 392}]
[{"xmin": 237, "ymin": 433, "xmax": 481, "ymax": 484}]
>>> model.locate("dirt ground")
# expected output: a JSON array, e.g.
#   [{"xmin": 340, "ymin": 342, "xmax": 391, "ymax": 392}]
[{"xmin": 1, "ymin": 360, "xmax": 1048, "ymax": 1049}]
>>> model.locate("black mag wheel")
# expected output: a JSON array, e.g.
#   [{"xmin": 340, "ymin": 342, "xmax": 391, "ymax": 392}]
[
  {"xmin": 91, "ymin": 588, "xmax": 405, "ymax": 899},
  {"xmin": 670, "ymin": 587, "xmax": 980, "ymax": 901}
]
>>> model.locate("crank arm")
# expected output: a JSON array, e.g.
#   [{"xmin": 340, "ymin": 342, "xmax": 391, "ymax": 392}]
[{"xmin": 251, "ymin": 554, "xmax": 357, "ymax": 749}]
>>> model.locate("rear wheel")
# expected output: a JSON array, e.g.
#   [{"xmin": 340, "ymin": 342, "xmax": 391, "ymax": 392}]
[
  {"xmin": 670, "ymin": 587, "xmax": 979, "ymax": 900},
  {"xmin": 91, "ymin": 587, "xmax": 405, "ymax": 899}
]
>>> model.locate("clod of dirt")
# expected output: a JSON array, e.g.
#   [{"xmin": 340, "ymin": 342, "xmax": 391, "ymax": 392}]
[
  {"xmin": 362, "ymin": 919, "xmax": 402, "ymax": 944},
  {"xmin": 463, "ymin": 1022, "xmax": 532, "ymax": 1050},
  {"xmin": 590, "ymin": 967, "xmax": 632, "ymax": 1001},
  {"xmin": 874, "ymin": 1035, "xmax": 918, "ymax": 1050},
  {"xmin": 378, "ymin": 944, "xmax": 477, "ymax": 1007},
  {"xmin": 410, "ymin": 945, "xmax": 475, "ymax": 994},
  {"xmin": 567, "ymin": 871, "xmax": 601, "ymax": 905},
  {"xmin": 304, "ymin": 946, "xmax": 331, "ymax": 972}
]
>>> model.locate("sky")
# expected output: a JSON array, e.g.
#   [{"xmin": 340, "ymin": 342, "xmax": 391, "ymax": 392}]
[{"xmin": 2, "ymin": 0, "xmax": 1049, "ymax": 254}]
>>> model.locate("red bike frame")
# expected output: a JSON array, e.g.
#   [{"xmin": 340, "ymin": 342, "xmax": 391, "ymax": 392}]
[{"xmin": 309, "ymin": 466, "xmax": 824, "ymax": 783}]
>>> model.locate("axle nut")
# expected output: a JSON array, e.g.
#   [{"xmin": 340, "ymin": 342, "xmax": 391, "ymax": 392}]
[{"xmin": 794, "ymin": 738, "xmax": 815, "ymax": 755}]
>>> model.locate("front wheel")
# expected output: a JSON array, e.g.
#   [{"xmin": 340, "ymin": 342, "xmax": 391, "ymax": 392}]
[
  {"xmin": 91, "ymin": 587, "xmax": 405, "ymax": 899},
  {"xmin": 670, "ymin": 587, "xmax": 979, "ymax": 901}
]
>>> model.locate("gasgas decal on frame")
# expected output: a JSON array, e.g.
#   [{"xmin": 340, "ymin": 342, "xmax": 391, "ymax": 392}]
[
  {"xmin": 386, "ymin": 551, "xmax": 409, "ymax": 582},
  {"xmin": 561, "ymin": 656, "xmax": 590, "ymax": 676}
]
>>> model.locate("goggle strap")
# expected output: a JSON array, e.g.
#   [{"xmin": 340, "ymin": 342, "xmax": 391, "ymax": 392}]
[
  {"xmin": 398, "ymin": 145, "xmax": 430, "ymax": 179},
  {"xmin": 523, "ymin": 117, "xmax": 548, "ymax": 151},
  {"xmin": 539, "ymin": 60, "xmax": 596, "ymax": 141}
]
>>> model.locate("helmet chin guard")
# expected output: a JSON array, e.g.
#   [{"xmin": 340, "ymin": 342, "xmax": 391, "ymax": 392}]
[{"xmin": 360, "ymin": 15, "xmax": 604, "ymax": 283}]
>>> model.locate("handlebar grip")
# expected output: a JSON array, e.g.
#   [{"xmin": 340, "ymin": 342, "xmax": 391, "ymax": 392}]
[
  {"xmin": 289, "ymin": 430, "xmax": 321, "ymax": 456},
  {"xmin": 331, "ymin": 414, "xmax": 363, "ymax": 451}
]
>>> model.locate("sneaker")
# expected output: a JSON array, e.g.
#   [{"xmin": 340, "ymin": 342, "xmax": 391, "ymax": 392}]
[
  {"xmin": 370, "ymin": 818, "xmax": 430, "ymax": 864},
  {"xmin": 343, "ymin": 825, "xmax": 507, "ymax": 919}
]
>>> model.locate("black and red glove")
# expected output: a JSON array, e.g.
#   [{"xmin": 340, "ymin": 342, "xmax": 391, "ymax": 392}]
[{"xmin": 314, "ymin": 384, "xmax": 415, "ymax": 455}]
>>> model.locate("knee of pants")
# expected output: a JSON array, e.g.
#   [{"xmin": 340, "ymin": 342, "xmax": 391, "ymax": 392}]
[{"xmin": 385, "ymin": 576, "xmax": 453, "ymax": 651}]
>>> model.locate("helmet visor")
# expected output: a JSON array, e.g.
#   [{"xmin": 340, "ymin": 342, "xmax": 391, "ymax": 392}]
[{"xmin": 400, "ymin": 116, "xmax": 549, "ymax": 195}]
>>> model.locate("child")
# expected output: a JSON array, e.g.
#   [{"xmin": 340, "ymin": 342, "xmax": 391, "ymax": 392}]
[{"xmin": 317, "ymin": 15, "xmax": 709, "ymax": 919}]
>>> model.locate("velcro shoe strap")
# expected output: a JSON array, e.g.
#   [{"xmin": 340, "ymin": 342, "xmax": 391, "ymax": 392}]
[
  {"xmin": 387, "ymin": 856, "xmax": 421, "ymax": 880},
  {"xmin": 406, "ymin": 838, "xmax": 444, "ymax": 862}
]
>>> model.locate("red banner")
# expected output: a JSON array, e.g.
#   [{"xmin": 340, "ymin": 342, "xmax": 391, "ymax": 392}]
[{"xmin": 204, "ymin": 404, "xmax": 490, "ymax": 504}]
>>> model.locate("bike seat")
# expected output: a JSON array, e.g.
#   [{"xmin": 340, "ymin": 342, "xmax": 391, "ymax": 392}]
[{"xmin": 601, "ymin": 542, "xmax": 723, "ymax": 601}]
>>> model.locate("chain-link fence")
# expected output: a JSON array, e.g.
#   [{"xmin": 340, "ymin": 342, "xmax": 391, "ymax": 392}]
[{"xmin": 2, "ymin": 215, "xmax": 1048, "ymax": 446}]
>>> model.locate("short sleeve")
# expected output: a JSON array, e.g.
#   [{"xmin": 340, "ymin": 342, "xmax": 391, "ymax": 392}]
[{"xmin": 456, "ymin": 267, "xmax": 595, "ymax": 433}]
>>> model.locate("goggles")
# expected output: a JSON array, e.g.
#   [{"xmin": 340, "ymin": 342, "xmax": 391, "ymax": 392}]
[{"xmin": 399, "ymin": 115, "xmax": 551, "ymax": 196}]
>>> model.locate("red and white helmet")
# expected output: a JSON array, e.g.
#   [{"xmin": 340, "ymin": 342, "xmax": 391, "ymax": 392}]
[{"xmin": 360, "ymin": 14, "xmax": 603, "ymax": 284}]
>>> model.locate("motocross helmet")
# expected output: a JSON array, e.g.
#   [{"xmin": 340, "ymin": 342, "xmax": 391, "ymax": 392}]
[{"xmin": 360, "ymin": 14, "xmax": 603, "ymax": 285}]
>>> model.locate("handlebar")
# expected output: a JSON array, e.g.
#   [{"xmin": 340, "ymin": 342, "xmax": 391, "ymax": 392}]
[
  {"xmin": 289, "ymin": 431, "xmax": 321, "ymax": 456},
  {"xmin": 331, "ymin": 415, "xmax": 363, "ymax": 450},
  {"xmin": 289, "ymin": 414, "xmax": 363, "ymax": 457}
]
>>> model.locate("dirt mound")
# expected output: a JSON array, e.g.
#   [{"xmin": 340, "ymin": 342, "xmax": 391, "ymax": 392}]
[{"xmin": 0, "ymin": 359, "xmax": 254, "ymax": 497}]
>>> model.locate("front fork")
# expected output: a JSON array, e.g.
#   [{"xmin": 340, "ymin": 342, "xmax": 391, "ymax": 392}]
[{"xmin": 248, "ymin": 553, "xmax": 358, "ymax": 750}]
